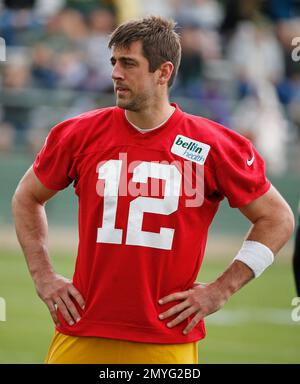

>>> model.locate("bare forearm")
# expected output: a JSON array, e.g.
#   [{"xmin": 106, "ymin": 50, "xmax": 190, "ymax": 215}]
[
  {"xmin": 12, "ymin": 194, "xmax": 53, "ymax": 281},
  {"xmin": 213, "ymin": 260, "xmax": 254, "ymax": 301},
  {"xmin": 12, "ymin": 168, "xmax": 85, "ymax": 326},
  {"xmin": 240, "ymin": 186, "xmax": 295, "ymax": 255},
  {"xmin": 246, "ymin": 214, "xmax": 294, "ymax": 254},
  {"xmin": 214, "ymin": 209, "xmax": 294, "ymax": 300}
]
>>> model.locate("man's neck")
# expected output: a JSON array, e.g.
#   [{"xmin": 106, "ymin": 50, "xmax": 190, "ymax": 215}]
[{"xmin": 125, "ymin": 102, "xmax": 175, "ymax": 130}]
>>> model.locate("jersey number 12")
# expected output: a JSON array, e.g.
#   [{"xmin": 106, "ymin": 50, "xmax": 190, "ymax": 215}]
[{"xmin": 97, "ymin": 160, "xmax": 181, "ymax": 250}]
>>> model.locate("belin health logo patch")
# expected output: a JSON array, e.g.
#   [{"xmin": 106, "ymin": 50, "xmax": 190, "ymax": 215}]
[{"xmin": 171, "ymin": 135, "xmax": 210, "ymax": 165}]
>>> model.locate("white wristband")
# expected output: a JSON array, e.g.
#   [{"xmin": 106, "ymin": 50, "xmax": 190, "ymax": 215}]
[{"xmin": 233, "ymin": 240, "xmax": 274, "ymax": 278}]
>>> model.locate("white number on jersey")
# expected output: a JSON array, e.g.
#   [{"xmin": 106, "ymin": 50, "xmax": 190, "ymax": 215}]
[{"xmin": 97, "ymin": 160, "xmax": 181, "ymax": 250}]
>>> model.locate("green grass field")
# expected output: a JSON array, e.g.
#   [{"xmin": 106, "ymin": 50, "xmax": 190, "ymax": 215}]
[{"xmin": 0, "ymin": 247, "xmax": 299, "ymax": 364}]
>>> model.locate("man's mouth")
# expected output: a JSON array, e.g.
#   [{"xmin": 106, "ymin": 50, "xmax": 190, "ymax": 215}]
[{"xmin": 115, "ymin": 86, "xmax": 130, "ymax": 94}]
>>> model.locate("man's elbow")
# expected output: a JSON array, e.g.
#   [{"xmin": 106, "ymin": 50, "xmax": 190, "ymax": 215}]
[
  {"xmin": 280, "ymin": 204, "xmax": 295, "ymax": 242},
  {"xmin": 11, "ymin": 182, "xmax": 34, "ymax": 216},
  {"xmin": 11, "ymin": 184, "xmax": 23, "ymax": 217}
]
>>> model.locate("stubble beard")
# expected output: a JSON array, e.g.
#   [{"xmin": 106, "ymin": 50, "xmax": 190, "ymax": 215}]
[{"xmin": 116, "ymin": 92, "xmax": 149, "ymax": 112}]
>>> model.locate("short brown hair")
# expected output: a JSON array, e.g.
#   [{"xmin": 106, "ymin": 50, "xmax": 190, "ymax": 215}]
[{"xmin": 108, "ymin": 16, "xmax": 181, "ymax": 87}]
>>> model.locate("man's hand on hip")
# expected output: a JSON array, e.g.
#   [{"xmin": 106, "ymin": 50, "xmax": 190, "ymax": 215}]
[
  {"xmin": 34, "ymin": 272, "xmax": 85, "ymax": 327},
  {"xmin": 158, "ymin": 282, "xmax": 228, "ymax": 335}
]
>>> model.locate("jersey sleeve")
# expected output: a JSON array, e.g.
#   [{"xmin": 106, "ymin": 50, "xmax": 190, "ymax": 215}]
[
  {"xmin": 33, "ymin": 120, "xmax": 77, "ymax": 190},
  {"xmin": 214, "ymin": 131, "xmax": 271, "ymax": 208}
]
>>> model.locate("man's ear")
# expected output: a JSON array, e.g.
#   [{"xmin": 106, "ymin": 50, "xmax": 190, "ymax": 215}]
[{"xmin": 157, "ymin": 61, "xmax": 174, "ymax": 85}]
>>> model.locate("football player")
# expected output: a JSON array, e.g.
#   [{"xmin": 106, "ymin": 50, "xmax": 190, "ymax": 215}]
[{"xmin": 12, "ymin": 16, "xmax": 294, "ymax": 364}]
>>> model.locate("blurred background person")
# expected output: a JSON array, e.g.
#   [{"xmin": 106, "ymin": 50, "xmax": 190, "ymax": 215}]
[
  {"xmin": 0, "ymin": 55, "xmax": 32, "ymax": 149},
  {"xmin": 84, "ymin": 8, "xmax": 116, "ymax": 92}
]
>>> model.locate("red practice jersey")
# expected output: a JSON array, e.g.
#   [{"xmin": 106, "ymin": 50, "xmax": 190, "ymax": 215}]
[{"xmin": 33, "ymin": 104, "xmax": 271, "ymax": 343}]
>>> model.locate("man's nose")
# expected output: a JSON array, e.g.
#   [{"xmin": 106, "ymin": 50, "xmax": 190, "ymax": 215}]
[{"xmin": 112, "ymin": 62, "xmax": 124, "ymax": 80}]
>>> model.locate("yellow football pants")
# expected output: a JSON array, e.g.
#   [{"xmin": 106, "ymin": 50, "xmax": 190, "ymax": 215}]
[{"xmin": 45, "ymin": 331, "xmax": 199, "ymax": 364}]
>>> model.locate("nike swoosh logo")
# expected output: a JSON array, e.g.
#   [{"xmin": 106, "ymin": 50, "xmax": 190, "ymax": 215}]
[{"xmin": 247, "ymin": 153, "xmax": 255, "ymax": 166}]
